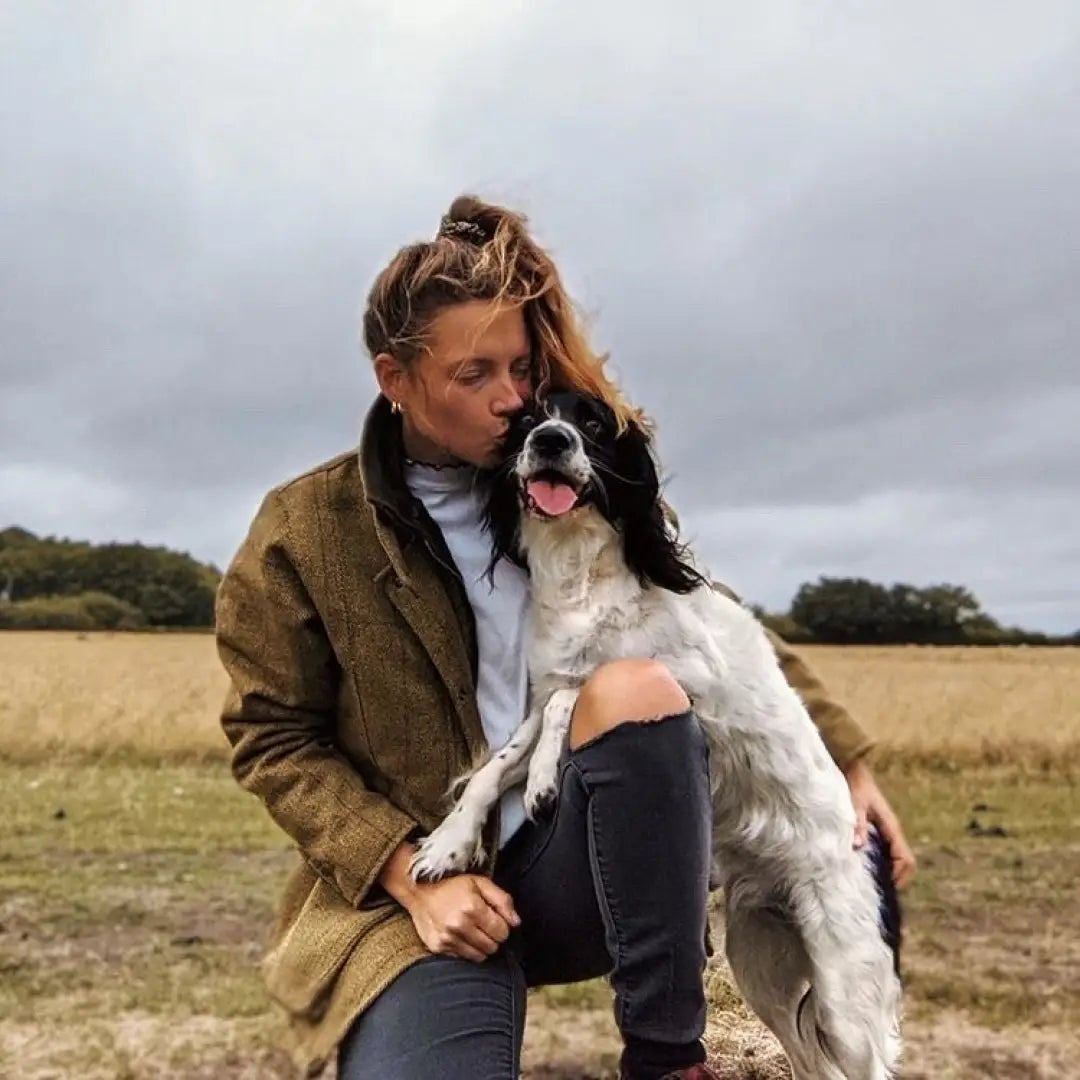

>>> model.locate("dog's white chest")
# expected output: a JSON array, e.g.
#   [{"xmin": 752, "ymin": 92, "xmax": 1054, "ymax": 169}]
[{"xmin": 528, "ymin": 595, "xmax": 647, "ymax": 682}]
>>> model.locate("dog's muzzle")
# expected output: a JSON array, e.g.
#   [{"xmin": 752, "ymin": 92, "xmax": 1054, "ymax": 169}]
[{"xmin": 518, "ymin": 420, "xmax": 591, "ymax": 518}]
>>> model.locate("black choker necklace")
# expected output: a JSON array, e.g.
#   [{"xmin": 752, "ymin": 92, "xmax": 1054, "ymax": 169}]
[{"xmin": 403, "ymin": 457, "xmax": 472, "ymax": 471}]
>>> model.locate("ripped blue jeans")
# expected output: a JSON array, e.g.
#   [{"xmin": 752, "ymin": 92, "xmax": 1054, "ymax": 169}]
[{"xmin": 337, "ymin": 711, "xmax": 714, "ymax": 1080}]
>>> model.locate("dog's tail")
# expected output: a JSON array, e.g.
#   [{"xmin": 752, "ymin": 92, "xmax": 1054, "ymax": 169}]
[{"xmin": 793, "ymin": 834, "xmax": 903, "ymax": 1080}]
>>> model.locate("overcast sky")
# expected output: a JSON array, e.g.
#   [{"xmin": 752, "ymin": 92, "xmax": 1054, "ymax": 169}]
[{"xmin": 2, "ymin": 2, "xmax": 1078, "ymax": 631}]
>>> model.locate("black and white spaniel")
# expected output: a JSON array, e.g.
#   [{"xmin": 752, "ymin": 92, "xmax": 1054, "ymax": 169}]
[{"xmin": 410, "ymin": 390, "xmax": 902, "ymax": 1080}]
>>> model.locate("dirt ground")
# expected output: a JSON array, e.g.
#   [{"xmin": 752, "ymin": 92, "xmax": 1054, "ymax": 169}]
[{"xmin": 2, "ymin": 760, "xmax": 1078, "ymax": 1079}]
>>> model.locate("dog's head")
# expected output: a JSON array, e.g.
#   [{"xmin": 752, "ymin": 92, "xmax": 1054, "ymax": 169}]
[{"xmin": 482, "ymin": 389, "xmax": 706, "ymax": 594}]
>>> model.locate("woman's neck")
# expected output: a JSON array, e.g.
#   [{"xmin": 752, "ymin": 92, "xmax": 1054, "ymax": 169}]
[{"xmin": 400, "ymin": 417, "xmax": 457, "ymax": 467}]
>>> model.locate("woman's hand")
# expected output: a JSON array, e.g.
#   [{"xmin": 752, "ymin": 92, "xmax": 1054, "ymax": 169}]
[
  {"xmin": 844, "ymin": 757, "xmax": 917, "ymax": 889},
  {"xmin": 405, "ymin": 874, "xmax": 521, "ymax": 962},
  {"xmin": 378, "ymin": 840, "xmax": 521, "ymax": 962}
]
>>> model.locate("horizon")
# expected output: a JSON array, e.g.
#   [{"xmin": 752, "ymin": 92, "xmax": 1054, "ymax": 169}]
[{"xmin": 1, "ymin": 518, "xmax": 1073, "ymax": 636}]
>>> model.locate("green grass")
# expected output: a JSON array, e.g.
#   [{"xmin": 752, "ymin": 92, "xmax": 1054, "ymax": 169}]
[
  {"xmin": 1, "ymin": 761, "xmax": 1077, "ymax": 1077},
  {"xmin": 0, "ymin": 762, "xmax": 297, "ymax": 1076},
  {"xmin": 879, "ymin": 768, "xmax": 1080, "ymax": 1032}
]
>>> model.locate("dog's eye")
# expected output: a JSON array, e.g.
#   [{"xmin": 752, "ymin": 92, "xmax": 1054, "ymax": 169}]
[
  {"xmin": 583, "ymin": 419, "xmax": 604, "ymax": 439},
  {"xmin": 517, "ymin": 413, "xmax": 538, "ymax": 431}
]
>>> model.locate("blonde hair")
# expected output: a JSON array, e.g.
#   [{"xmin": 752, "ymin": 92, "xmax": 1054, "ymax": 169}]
[{"xmin": 361, "ymin": 194, "xmax": 644, "ymax": 432}]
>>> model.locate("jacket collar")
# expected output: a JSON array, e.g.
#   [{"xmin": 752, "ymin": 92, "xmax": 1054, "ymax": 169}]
[
  {"xmin": 358, "ymin": 394, "xmax": 481, "ymax": 687},
  {"xmin": 358, "ymin": 394, "xmax": 470, "ymax": 593},
  {"xmin": 359, "ymin": 394, "xmax": 418, "ymax": 532}
]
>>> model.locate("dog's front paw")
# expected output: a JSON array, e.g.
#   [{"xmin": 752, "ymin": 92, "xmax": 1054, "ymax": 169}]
[
  {"xmin": 409, "ymin": 811, "xmax": 485, "ymax": 882},
  {"xmin": 524, "ymin": 760, "xmax": 559, "ymax": 821}
]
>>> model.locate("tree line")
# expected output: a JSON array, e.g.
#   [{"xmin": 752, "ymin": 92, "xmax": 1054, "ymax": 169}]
[
  {"xmin": 754, "ymin": 576, "xmax": 1078, "ymax": 647},
  {"xmin": 1, "ymin": 526, "xmax": 1075, "ymax": 644},
  {"xmin": 0, "ymin": 526, "xmax": 219, "ymax": 631}
]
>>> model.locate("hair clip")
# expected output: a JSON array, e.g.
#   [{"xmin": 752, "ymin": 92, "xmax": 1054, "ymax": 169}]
[{"xmin": 438, "ymin": 217, "xmax": 487, "ymax": 244}]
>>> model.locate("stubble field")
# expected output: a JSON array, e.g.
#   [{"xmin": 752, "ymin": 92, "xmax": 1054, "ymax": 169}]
[{"xmin": 1, "ymin": 632, "xmax": 1078, "ymax": 1079}]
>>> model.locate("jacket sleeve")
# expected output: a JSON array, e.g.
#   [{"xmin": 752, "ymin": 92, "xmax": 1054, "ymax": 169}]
[
  {"xmin": 214, "ymin": 487, "xmax": 419, "ymax": 909},
  {"xmin": 762, "ymin": 626, "xmax": 876, "ymax": 770},
  {"xmin": 710, "ymin": 580, "xmax": 876, "ymax": 771}
]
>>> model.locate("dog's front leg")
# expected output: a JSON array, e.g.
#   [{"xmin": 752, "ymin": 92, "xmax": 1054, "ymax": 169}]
[
  {"xmin": 524, "ymin": 687, "xmax": 578, "ymax": 819},
  {"xmin": 410, "ymin": 709, "xmax": 542, "ymax": 882}
]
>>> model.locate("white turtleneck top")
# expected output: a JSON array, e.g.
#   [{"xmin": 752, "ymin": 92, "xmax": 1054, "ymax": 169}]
[{"xmin": 403, "ymin": 461, "xmax": 529, "ymax": 847}]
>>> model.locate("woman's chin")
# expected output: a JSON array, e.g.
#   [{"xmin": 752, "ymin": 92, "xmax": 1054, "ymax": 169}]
[{"xmin": 471, "ymin": 445, "xmax": 505, "ymax": 470}]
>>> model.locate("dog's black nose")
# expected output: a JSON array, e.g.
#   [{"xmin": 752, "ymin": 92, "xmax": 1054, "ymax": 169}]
[{"xmin": 531, "ymin": 425, "xmax": 573, "ymax": 456}]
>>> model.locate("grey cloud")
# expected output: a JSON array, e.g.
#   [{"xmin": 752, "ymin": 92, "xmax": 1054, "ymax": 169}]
[
  {"xmin": 683, "ymin": 487, "xmax": 1080, "ymax": 632},
  {"xmin": 2, "ymin": 2, "xmax": 1078, "ymax": 631}
]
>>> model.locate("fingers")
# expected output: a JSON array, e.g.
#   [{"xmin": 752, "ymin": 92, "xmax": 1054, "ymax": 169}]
[
  {"xmin": 847, "ymin": 759, "xmax": 917, "ymax": 888},
  {"xmin": 892, "ymin": 839, "xmax": 918, "ymax": 889},
  {"xmin": 852, "ymin": 805, "xmax": 870, "ymax": 849},
  {"xmin": 423, "ymin": 914, "xmax": 499, "ymax": 963},
  {"xmin": 457, "ymin": 896, "xmax": 510, "ymax": 951},
  {"xmin": 443, "ymin": 935, "xmax": 489, "ymax": 964},
  {"xmin": 474, "ymin": 876, "xmax": 522, "ymax": 929},
  {"xmin": 418, "ymin": 876, "xmax": 520, "ymax": 964},
  {"xmin": 449, "ymin": 921, "xmax": 502, "ymax": 962},
  {"xmin": 873, "ymin": 804, "xmax": 917, "ymax": 889}
]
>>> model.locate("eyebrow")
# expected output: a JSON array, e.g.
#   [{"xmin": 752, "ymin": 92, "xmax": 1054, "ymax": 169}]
[{"xmin": 457, "ymin": 352, "xmax": 531, "ymax": 367}]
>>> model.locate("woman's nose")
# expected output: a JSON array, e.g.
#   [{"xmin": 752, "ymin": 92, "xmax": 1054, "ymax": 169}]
[{"xmin": 494, "ymin": 376, "xmax": 525, "ymax": 415}]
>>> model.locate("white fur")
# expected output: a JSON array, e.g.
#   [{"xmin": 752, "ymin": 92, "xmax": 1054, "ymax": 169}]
[
  {"xmin": 410, "ymin": 703, "xmax": 542, "ymax": 880},
  {"xmin": 414, "ymin": 419, "xmax": 902, "ymax": 1080}
]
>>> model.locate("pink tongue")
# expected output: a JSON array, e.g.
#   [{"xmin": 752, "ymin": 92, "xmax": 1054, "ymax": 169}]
[{"xmin": 527, "ymin": 479, "xmax": 579, "ymax": 516}]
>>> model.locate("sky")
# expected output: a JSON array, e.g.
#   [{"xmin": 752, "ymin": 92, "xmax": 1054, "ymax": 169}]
[{"xmin": 2, "ymin": 2, "xmax": 1078, "ymax": 632}]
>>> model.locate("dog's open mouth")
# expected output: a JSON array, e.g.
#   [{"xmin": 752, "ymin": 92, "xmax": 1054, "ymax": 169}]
[{"xmin": 523, "ymin": 469, "xmax": 583, "ymax": 518}]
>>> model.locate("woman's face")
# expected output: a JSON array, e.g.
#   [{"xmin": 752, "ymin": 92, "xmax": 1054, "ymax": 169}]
[{"xmin": 376, "ymin": 300, "xmax": 533, "ymax": 469}]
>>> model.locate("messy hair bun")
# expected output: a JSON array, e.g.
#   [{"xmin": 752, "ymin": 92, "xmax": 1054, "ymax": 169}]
[
  {"xmin": 362, "ymin": 193, "xmax": 640, "ymax": 431},
  {"xmin": 435, "ymin": 195, "xmax": 503, "ymax": 245}
]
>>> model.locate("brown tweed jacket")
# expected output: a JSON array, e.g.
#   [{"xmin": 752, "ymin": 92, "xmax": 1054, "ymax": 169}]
[{"xmin": 214, "ymin": 395, "xmax": 875, "ymax": 1076}]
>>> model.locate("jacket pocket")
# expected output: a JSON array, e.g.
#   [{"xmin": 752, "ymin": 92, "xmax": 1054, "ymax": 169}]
[{"xmin": 261, "ymin": 875, "xmax": 398, "ymax": 1019}]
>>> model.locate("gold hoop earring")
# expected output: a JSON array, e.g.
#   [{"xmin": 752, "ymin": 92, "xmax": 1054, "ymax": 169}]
[{"xmin": 390, "ymin": 400, "xmax": 402, "ymax": 415}]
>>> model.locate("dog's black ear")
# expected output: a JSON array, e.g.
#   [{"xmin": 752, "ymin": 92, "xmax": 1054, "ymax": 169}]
[
  {"xmin": 610, "ymin": 421, "xmax": 706, "ymax": 595},
  {"xmin": 480, "ymin": 461, "xmax": 527, "ymax": 583},
  {"xmin": 477, "ymin": 405, "xmax": 537, "ymax": 585}
]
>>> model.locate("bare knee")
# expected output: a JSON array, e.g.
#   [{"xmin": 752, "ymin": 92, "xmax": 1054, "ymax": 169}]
[{"xmin": 569, "ymin": 659, "xmax": 690, "ymax": 750}]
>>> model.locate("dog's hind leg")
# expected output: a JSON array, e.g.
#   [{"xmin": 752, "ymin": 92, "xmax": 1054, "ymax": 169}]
[
  {"xmin": 724, "ymin": 895, "xmax": 846, "ymax": 1080},
  {"xmin": 786, "ymin": 870, "xmax": 902, "ymax": 1080}
]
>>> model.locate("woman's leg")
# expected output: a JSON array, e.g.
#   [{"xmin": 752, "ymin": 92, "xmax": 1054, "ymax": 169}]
[
  {"xmin": 336, "ymin": 951, "xmax": 526, "ymax": 1080},
  {"xmin": 496, "ymin": 659, "xmax": 714, "ymax": 1080}
]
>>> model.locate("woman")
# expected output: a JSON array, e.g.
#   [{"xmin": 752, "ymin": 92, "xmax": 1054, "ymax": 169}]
[{"xmin": 214, "ymin": 195, "xmax": 915, "ymax": 1080}]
